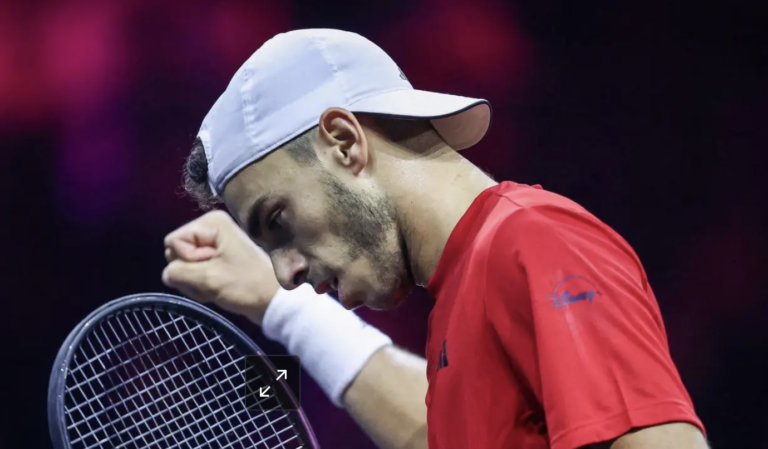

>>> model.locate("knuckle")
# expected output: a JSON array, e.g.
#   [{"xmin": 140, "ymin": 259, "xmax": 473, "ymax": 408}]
[
  {"xmin": 161, "ymin": 265, "xmax": 175, "ymax": 286},
  {"xmin": 165, "ymin": 224, "xmax": 192, "ymax": 247},
  {"xmin": 163, "ymin": 261, "xmax": 187, "ymax": 284}
]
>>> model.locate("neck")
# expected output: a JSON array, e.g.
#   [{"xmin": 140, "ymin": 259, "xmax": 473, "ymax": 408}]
[{"xmin": 385, "ymin": 146, "xmax": 498, "ymax": 287}]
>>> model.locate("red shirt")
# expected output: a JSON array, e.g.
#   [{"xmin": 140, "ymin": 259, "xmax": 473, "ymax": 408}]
[{"xmin": 425, "ymin": 181, "xmax": 704, "ymax": 449}]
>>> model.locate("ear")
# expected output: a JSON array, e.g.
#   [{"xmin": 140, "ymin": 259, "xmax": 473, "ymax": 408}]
[{"xmin": 317, "ymin": 108, "xmax": 369, "ymax": 176}]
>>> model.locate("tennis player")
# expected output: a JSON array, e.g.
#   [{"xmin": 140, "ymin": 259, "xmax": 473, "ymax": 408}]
[{"xmin": 163, "ymin": 29, "xmax": 708, "ymax": 449}]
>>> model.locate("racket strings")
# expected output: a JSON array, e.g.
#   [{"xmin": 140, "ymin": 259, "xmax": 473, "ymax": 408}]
[
  {"xmin": 62, "ymin": 307, "xmax": 305, "ymax": 449},
  {"xmin": 154, "ymin": 312, "xmax": 262, "ymax": 449},
  {"xmin": 111, "ymin": 313, "xmax": 241, "ymax": 449},
  {"xmin": 97, "ymin": 322, "xmax": 243, "ymax": 437},
  {"xmin": 67, "ymin": 321, "xmax": 220, "ymax": 417}
]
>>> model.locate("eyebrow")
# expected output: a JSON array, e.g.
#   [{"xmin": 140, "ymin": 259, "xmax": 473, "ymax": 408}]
[{"xmin": 244, "ymin": 193, "xmax": 273, "ymax": 240}]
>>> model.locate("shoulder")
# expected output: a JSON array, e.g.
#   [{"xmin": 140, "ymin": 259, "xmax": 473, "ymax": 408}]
[
  {"xmin": 482, "ymin": 182, "xmax": 597, "ymax": 228},
  {"xmin": 484, "ymin": 185, "xmax": 613, "ymax": 253},
  {"xmin": 483, "ymin": 186, "xmax": 642, "ymax": 285}
]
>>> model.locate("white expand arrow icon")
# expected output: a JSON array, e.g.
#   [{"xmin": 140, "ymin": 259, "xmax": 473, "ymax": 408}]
[
  {"xmin": 277, "ymin": 370, "xmax": 288, "ymax": 381},
  {"xmin": 259, "ymin": 386, "xmax": 271, "ymax": 398}
]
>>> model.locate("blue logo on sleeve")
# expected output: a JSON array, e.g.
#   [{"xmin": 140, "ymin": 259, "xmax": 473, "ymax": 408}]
[{"xmin": 545, "ymin": 275, "xmax": 602, "ymax": 309}]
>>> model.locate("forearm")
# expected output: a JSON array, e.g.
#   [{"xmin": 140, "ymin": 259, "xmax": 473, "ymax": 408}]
[
  {"xmin": 343, "ymin": 346, "xmax": 428, "ymax": 449},
  {"xmin": 260, "ymin": 285, "xmax": 428, "ymax": 449}
]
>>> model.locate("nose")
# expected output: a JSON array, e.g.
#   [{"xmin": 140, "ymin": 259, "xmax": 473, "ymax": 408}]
[{"xmin": 271, "ymin": 248, "xmax": 309, "ymax": 290}]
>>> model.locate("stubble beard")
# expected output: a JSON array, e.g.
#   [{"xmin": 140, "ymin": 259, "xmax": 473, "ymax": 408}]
[{"xmin": 321, "ymin": 173, "xmax": 411, "ymax": 309}]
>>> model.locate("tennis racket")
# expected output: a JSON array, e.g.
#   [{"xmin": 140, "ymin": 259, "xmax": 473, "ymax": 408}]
[{"xmin": 48, "ymin": 292, "xmax": 320, "ymax": 449}]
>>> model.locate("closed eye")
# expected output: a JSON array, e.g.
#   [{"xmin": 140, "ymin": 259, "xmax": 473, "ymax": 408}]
[{"xmin": 267, "ymin": 208, "xmax": 283, "ymax": 231}]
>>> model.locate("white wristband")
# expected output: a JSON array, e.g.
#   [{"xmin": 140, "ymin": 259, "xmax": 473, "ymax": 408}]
[{"xmin": 261, "ymin": 284, "xmax": 393, "ymax": 407}]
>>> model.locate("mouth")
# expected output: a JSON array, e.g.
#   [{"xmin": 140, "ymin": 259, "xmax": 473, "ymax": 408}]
[
  {"xmin": 314, "ymin": 278, "xmax": 333, "ymax": 295},
  {"xmin": 331, "ymin": 277, "xmax": 355, "ymax": 310},
  {"xmin": 316, "ymin": 277, "xmax": 342, "ymax": 299},
  {"xmin": 321, "ymin": 276, "xmax": 357, "ymax": 310}
]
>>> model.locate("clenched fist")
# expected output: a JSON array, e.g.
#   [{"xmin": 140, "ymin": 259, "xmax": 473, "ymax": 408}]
[{"xmin": 162, "ymin": 210, "xmax": 280, "ymax": 326}]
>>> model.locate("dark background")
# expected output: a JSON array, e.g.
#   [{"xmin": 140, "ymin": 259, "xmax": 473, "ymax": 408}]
[{"xmin": 1, "ymin": 0, "xmax": 766, "ymax": 447}]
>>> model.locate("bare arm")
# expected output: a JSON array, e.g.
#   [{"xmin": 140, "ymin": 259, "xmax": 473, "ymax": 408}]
[
  {"xmin": 343, "ymin": 346, "xmax": 429, "ymax": 449},
  {"xmin": 163, "ymin": 212, "xmax": 429, "ymax": 449}
]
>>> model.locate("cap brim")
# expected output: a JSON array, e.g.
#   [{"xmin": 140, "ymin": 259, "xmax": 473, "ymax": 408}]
[{"xmin": 347, "ymin": 89, "xmax": 491, "ymax": 151}]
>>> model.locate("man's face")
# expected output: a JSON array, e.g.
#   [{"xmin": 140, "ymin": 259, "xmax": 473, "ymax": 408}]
[{"xmin": 222, "ymin": 139, "xmax": 413, "ymax": 310}]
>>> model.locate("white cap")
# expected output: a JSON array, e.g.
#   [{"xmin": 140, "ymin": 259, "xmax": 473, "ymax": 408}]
[{"xmin": 198, "ymin": 28, "xmax": 492, "ymax": 197}]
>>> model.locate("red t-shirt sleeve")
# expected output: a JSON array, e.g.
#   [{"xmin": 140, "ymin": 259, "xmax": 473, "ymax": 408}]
[{"xmin": 485, "ymin": 205, "xmax": 704, "ymax": 449}]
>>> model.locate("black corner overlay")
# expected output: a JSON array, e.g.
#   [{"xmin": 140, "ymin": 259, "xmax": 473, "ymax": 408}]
[{"xmin": 244, "ymin": 355, "xmax": 301, "ymax": 412}]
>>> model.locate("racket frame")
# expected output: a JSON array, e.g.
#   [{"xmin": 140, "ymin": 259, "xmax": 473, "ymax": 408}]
[{"xmin": 48, "ymin": 292, "xmax": 320, "ymax": 449}]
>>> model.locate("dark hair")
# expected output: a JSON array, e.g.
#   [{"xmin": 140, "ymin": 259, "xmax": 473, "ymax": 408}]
[
  {"xmin": 183, "ymin": 137, "xmax": 218, "ymax": 210},
  {"xmin": 182, "ymin": 115, "xmax": 435, "ymax": 209}
]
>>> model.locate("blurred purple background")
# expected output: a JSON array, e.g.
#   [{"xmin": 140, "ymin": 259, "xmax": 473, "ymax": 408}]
[{"xmin": 1, "ymin": 0, "xmax": 766, "ymax": 448}]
